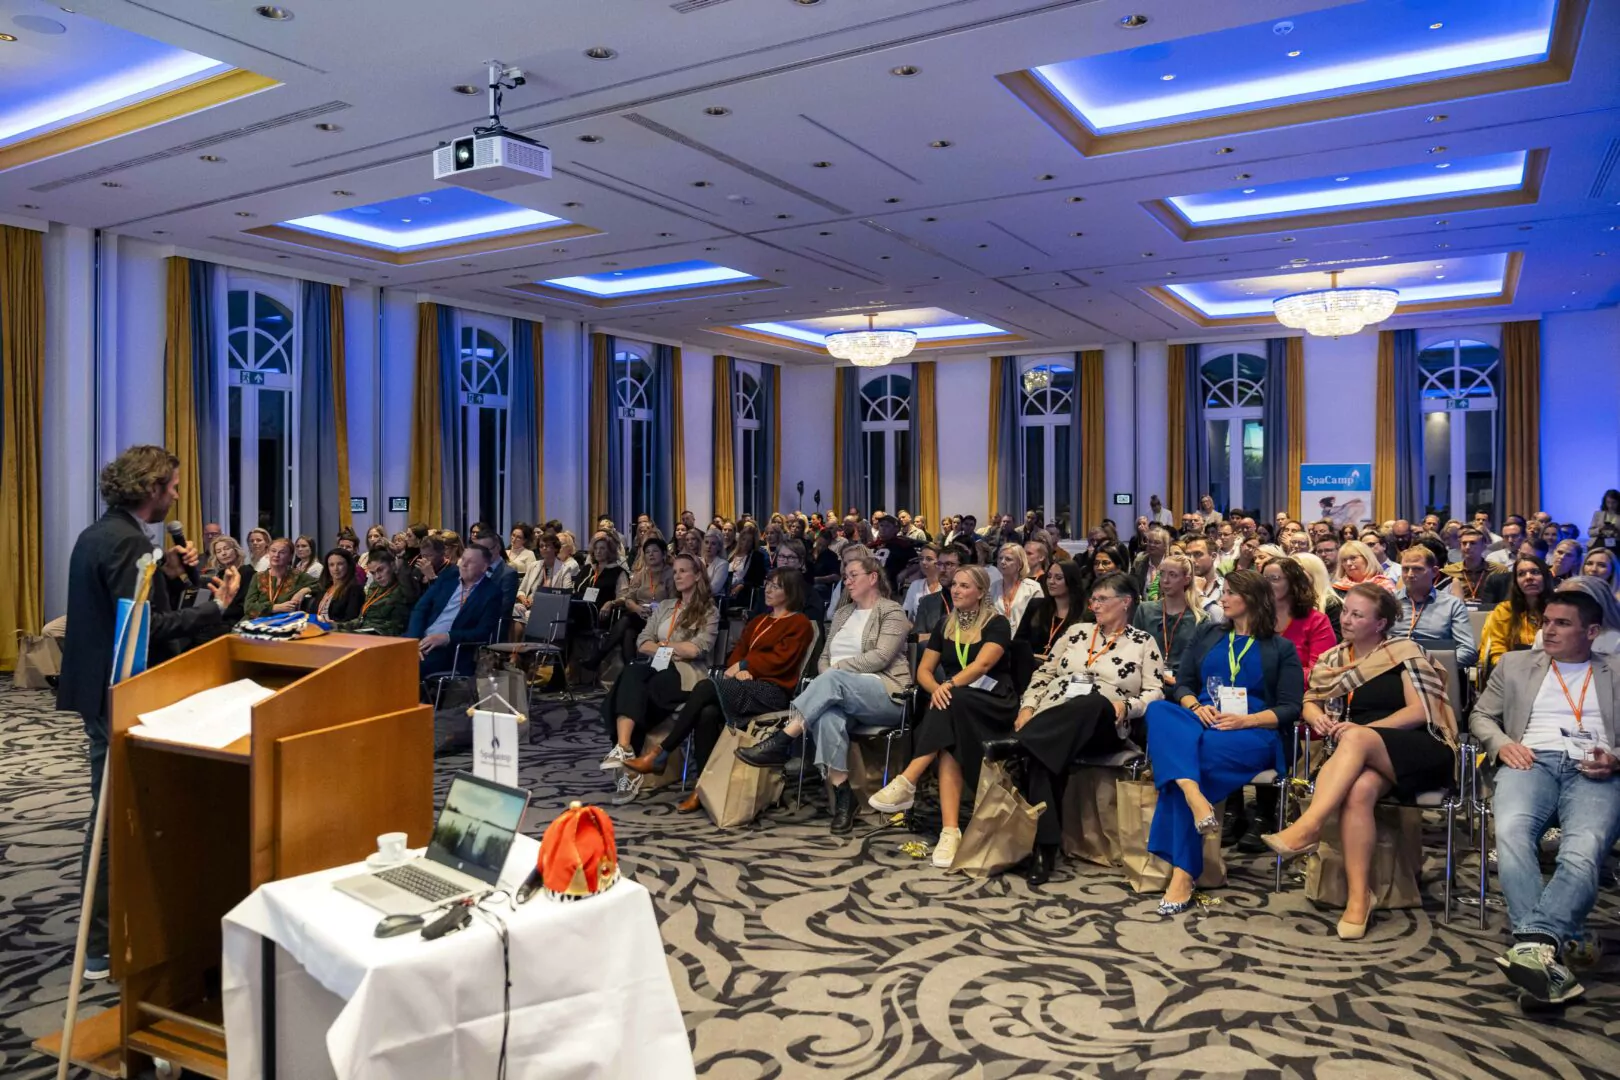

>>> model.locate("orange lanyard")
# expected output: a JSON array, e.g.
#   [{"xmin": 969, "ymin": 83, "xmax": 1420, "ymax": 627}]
[
  {"xmin": 1460, "ymin": 567, "xmax": 1484, "ymax": 601},
  {"xmin": 1162, "ymin": 605, "xmax": 1186, "ymax": 656},
  {"xmin": 658, "ymin": 600, "xmax": 683, "ymax": 645},
  {"xmin": 1551, "ymin": 660, "xmax": 1593, "ymax": 731},
  {"xmin": 1344, "ymin": 643, "xmax": 1358, "ymax": 711},
  {"xmin": 1001, "ymin": 583, "xmax": 1018, "ymax": 620},
  {"xmin": 1043, "ymin": 610, "xmax": 1069, "ymax": 656},
  {"xmin": 1086, "ymin": 624, "xmax": 1124, "ymax": 667},
  {"xmin": 361, "ymin": 586, "xmax": 395, "ymax": 616},
  {"xmin": 1408, "ymin": 594, "xmax": 1427, "ymax": 636},
  {"xmin": 458, "ymin": 579, "xmax": 479, "ymax": 610},
  {"xmin": 745, "ymin": 613, "xmax": 792, "ymax": 654},
  {"xmin": 265, "ymin": 574, "xmax": 292, "ymax": 605},
  {"xmin": 318, "ymin": 586, "xmax": 337, "ymax": 616}
]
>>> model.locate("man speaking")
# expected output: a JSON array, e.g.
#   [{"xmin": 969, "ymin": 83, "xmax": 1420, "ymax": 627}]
[{"xmin": 59, "ymin": 446, "xmax": 239, "ymax": 980}]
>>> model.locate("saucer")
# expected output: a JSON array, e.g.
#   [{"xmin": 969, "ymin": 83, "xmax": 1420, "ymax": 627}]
[{"xmin": 366, "ymin": 852, "xmax": 409, "ymax": 870}]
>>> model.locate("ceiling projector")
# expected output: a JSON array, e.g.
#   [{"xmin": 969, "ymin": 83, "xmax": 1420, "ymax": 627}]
[{"xmin": 433, "ymin": 61, "xmax": 552, "ymax": 190}]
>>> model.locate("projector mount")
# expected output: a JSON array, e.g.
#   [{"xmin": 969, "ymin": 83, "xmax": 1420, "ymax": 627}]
[{"xmin": 475, "ymin": 60, "xmax": 527, "ymax": 140}]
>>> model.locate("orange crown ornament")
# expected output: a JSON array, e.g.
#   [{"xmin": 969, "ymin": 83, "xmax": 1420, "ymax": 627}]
[{"xmin": 538, "ymin": 801, "xmax": 620, "ymax": 901}]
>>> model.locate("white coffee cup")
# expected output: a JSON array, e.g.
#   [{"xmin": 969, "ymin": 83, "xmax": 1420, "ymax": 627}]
[{"xmin": 377, "ymin": 832, "xmax": 407, "ymax": 862}]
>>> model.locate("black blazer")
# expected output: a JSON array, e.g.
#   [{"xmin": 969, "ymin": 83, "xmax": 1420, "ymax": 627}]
[
  {"xmin": 58, "ymin": 508, "xmax": 223, "ymax": 729},
  {"xmin": 1169, "ymin": 620, "xmax": 1304, "ymax": 728},
  {"xmin": 306, "ymin": 582, "xmax": 364, "ymax": 623}
]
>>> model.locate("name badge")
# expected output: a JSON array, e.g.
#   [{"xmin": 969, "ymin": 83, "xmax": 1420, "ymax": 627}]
[
  {"xmin": 1066, "ymin": 672, "xmax": 1098, "ymax": 697},
  {"xmin": 970, "ymin": 675, "xmax": 998, "ymax": 692},
  {"xmin": 582, "ymin": 587, "xmax": 600, "ymax": 603},
  {"xmin": 1216, "ymin": 686, "xmax": 1249, "ymax": 715},
  {"xmin": 651, "ymin": 646, "xmax": 674, "ymax": 671}
]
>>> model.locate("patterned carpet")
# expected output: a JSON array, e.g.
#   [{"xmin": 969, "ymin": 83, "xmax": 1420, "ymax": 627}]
[{"xmin": 5, "ymin": 675, "xmax": 1620, "ymax": 1079}]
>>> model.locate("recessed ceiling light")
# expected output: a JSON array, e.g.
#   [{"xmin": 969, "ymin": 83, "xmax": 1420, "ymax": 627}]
[
  {"xmin": 1334, "ymin": 176, "xmax": 1350, "ymax": 182},
  {"xmin": 929, "ymin": 140, "xmax": 953, "ymax": 148},
  {"xmin": 656, "ymin": 231, "xmax": 674, "ymax": 237},
  {"xmin": 603, "ymin": 261, "xmax": 619, "ymax": 267},
  {"xmin": 1435, "ymin": 275, "xmax": 1445, "ymax": 279},
  {"xmin": 922, "ymin": 216, "xmax": 938, "ymax": 222},
  {"xmin": 331, "ymin": 189, "xmax": 353, "ymax": 196},
  {"xmin": 255, "ymin": 5, "xmax": 292, "ymax": 19},
  {"xmin": 1434, "ymin": 264, "xmax": 1444, "ymax": 268},
  {"xmin": 1140, "ymin": 251, "xmax": 1154, "ymax": 257},
  {"xmin": 1241, "ymin": 188, "xmax": 1256, "ymax": 194},
  {"xmin": 811, "ymin": 161, "xmax": 832, "ymax": 168},
  {"xmin": 691, "ymin": 180, "xmax": 711, "ymax": 188},
  {"xmin": 1118, "ymin": 14, "xmax": 1149, "ymax": 28},
  {"xmin": 0, "ymin": 33, "xmax": 16, "ymax": 42},
  {"xmin": 452, "ymin": 84, "xmax": 479, "ymax": 95},
  {"xmin": 775, "ymin": 213, "xmax": 792, "ymax": 219},
  {"xmin": 100, "ymin": 181, "xmax": 121, "ymax": 188},
  {"xmin": 152, "ymin": 229, "xmax": 166, "ymax": 235},
  {"xmin": 1035, "ymin": 173, "xmax": 1055, "ymax": 181},
  {"xmin": 1427, "ymin": 145, "xmax": 1447, "ymax": 154},
  {"xmin": 562, "ymin": 201, "xmax": 581, "ymax": 208},
  {"xmin": 1215, "ymin": 147, "xmax": 1234, "ymax": 155},
  {"xmin": 1160, "ymin": 74, "xmax": 1176, "ymax": 81},
  {"xmin": 1069, "ymin": 231, "xmax": 1083, "ymax": 237},
  {"xmin": 1429, "ymin": 21, "xmax": 1444, "ymax": 30},
  {"xmin": 793, "ymin": 0, "xmax": 823, "ymax": 5},
  {"xmin": 883, "ymin": 197, "xmax": 901, "ymax": 204},
  {"xmin": 890, "ymin": 65, "xmax": 920, "ymax": 77},
  {"xmin": 1426, "ymin": 114, "xmax": 1448, "ymax": 123},
  {"xmin": 199, "ymin": 154, "xmax": 223, "ymax": 162},
  {"xmin": 817, "ymin": 231, "xmax": 832, "ymax": 236},
  {"xmin": 1434, "ymin": 219, "xmax": 1448, "ymax": 226},
  {"xmin": 976, "ymin": 243, "xmax": 989, "ymax": 249},
  {"xmin": 554, "ymin": 248, "xmax": 567, "ymax": 254},
  {"xmin": 584, "ymin": 46, "xmax": 617, "ymax": 60},
  {"xmin": 577, "ymin": 134, "xmax": 603, "ymax": 143},
  {"xmin": 880, "ymin": 255, "xmax": 892, "ymax": 260},
  {"xmin": 1287, "ymin": 50, "xmax": 1301, "ymax": 58},
  {"xmin": 702, "ymin": 106, "xmax": 731, "ymax": 117},
  {"xmin": 1234, "ymin": 173, "xmax": 1251, "ymax": 180},
  {"xmin": 1165, "ymin": 271, "xmax": 1178, "ymax": 276},
  {"xmin": 1435, "ymin": 163, "xmax": 1451, "ymax": 169},
  {"xmin": 235, "ymin": 211, "xmax": 255, "ymax": 217},
  {"xmin": 1279, "ymin": 236, "xmax": 1295, "ymax": 243},
  {"xmin": 1289, "ymin": 257, "xmax": 1309, "ymax": 265},
  {"xmin": 1519, "ymin": 225, "xmax": 1533, "ymax": 231},
  {"xmin": 276, "ymin": 254, "xmax": 291, "ymax": 260},
  {"xmin": 1437, "ymin": 242, "xmax": 1450, "ymax": 248}
]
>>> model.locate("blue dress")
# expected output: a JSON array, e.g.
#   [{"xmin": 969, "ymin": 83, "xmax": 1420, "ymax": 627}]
[{"xmin": 1143, "ymin": 632, "xmax": 1284, "ymax": 879}]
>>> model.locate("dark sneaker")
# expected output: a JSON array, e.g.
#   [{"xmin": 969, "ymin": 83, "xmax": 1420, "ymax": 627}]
[
  {"xmin": 83, "ymin": 955, "xmax": 110, "ymax": 981},
  {"xmin": 1501, "ymin": 942, "xmax": 1585, "ymax": 1005},
  {"xmin": 736, "ymin": 728, "xmax": 794, "ymax": 768}
]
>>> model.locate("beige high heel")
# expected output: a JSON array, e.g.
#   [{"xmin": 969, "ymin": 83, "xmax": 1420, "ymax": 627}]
[{"xmin": 1337, "ymin": 890, "xmax": 1377, "ymax": 940}]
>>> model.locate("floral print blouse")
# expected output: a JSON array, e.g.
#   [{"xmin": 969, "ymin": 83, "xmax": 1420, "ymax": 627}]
[{"xmin": 1019, "ymin": 622, "xmax": 1167, "ymax": 721}]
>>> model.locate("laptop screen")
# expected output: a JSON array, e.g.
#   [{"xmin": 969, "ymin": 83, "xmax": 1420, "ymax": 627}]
[{"xmin": 425, "ymin": 773, "xmax": 529, "ymax": 884}]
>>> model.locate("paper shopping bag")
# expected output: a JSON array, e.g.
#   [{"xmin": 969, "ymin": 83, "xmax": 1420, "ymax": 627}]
[
  {"xmin": 1304, "ymin": 801, "xmax": 1425, "ymax": 910},
  {"xmin": 695, "ymin": 721, "xmax": 784, "ymax": 828},
  {"xmin": 950, "ymin": 760, "xmax": 1046, "ymax": 879},
  {"xmin": 1063, "ymin": 766, "xmax": 1124, "ymax": 867},
  {"xmin": 14, "ymin": 632, "xmax": 61, "ymax": 689},
  {"xmin": 1116, "ymin": 779, "xmax": 1226, "ymax": 893}
]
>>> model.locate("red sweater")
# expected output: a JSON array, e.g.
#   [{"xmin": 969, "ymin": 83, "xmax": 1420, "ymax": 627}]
[
  {"xmin": 728, "ymin": 612, "xmax": 814, "ymax": 689},
  {"xmin": 1281, "ymin": 609, "xmax": 1337, "ymax": 674}
]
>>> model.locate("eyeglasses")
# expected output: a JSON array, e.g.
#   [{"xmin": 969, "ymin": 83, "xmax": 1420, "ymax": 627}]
[{"xmin": 1088, "ymin": 594, "xmax": 1124, "ymax": 606}]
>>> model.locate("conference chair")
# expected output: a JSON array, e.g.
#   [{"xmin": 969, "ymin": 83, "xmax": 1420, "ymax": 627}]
[{"xmin": 424, "ymin": 620, "xmax": 504, "ymax": 712}]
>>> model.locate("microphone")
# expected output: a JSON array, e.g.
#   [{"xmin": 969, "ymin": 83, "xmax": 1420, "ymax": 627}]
[{"xmin": 165, "ymin": 520, "xmax": 202, "ymax": 588}]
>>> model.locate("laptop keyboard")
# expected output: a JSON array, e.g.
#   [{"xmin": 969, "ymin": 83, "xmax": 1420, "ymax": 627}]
[{"xmin": 375, "ymin": 862, "xmax": 465, "ymax": 902}]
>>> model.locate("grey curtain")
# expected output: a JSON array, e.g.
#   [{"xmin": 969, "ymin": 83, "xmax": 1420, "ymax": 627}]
[
  {"xmin": 190, "ymin": 260, "xmax": 222, "ymax": 531},
  {"xmin": 297, "ymin": 280, "xmax": 344, "ymax": 545},
  {"xmin": 992, "ymin": 357, "xmax": 1019, "ymax": 518},
  {"xmin": 1391, "ymin": 328, "xmax": 1424, "ymax": 518},
  {"xmin": 509, "ymin": 318, "xmax": 540, "ymax": 527},
  {"xmin": 758, "ymin": 361, "xmax": 777, "ymax": 516},
  {"xmin": 1262, "ymin": 338, "xmax": 1290, "ymax": 524},
  {"xmin": 839, "ymin": 369, "xmax": 863, "ymax": 516},
  {"xmin": 1185, "ymin": 347, "xmax": 1210, "ymax": 513},
  {"xmin": 653, "ymin": 343, "xmax": 677, "ymax": 529},
  {"xmin": 434, "ymin": 305, "xmax": 462, "ymax": 530}
]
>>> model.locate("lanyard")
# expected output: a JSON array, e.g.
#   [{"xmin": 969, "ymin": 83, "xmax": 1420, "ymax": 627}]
[
  {"xmin": 1408, "ymin": 594, "xmax": 1427, "ymax": 636},
  {"xmin": 1460, "ymin": 566, "xmax": 1484, "ymax": 601},
  {"xmin": 361, "ymin": 585, "xmax": 395, "ymax": 616},
  {"xmin": 1162, "ymin": 605, "xmax": 1186, "ymax": 656},
  {"xmin": 1551, "ymin": 660, "xmax": 1594, "ymax": 731},
  {"xmin": 266, "ymin": 573, "xmax": 292, "ymax": 606},
  {"xmin": 745, "ymin": 613, "xmax": 792, "ymax": 654},
  {"xmin": 1086, "ymin": 624, "xmax": 1124, "ymax": 667},
  {"xmin": 951, "ymin": 622, "xmax": 971, "ymax": 673},
  {"xmin": 318, "ymin": 587, "xmax": 337, "ymax": 617},
  {"xmin": 658, "ymin": 600, "xmax": 683, "ymax": 645},
  {"xmin": 458, "ymin": 578, "xmax": 479, "ymax": 609},
  {"xmin": 1227, "ymin": 632, "xmax": 1255, "ymax": 683},
  {"xmin": 1043, "ymin": 609, "xmax": 1069, "ymax": 656}
]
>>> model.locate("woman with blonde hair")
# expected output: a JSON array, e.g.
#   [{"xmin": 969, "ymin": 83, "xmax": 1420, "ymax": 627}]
[
  {"xmin": 1132, "ymin": 553, "xmax": 1205, "ymax": 684},
  {"xmin": 870, "ymin": 564, "xmax": 1019, "ymax": 868},
  {"xmin": 1332, "ymin": 539, "xmax": 1394, "ymax": 594},
  {"xmin": 989, "ymin": 541, "xmax": 1042, "ymax": 635},
  {"xmin": 1294, "ymin": 550, "xmax": 1343, "ymax": 639}
]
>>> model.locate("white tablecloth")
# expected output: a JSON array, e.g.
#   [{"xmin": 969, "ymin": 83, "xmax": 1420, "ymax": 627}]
[{"xmin": 221, "ymin": 835, "xmax": 693, "ymax": 1080}]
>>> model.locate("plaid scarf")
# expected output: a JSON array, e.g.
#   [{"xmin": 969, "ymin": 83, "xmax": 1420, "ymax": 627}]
[{"xmin": 1305, "ymin": 638, "xmax": 1458, "ymax": 748}]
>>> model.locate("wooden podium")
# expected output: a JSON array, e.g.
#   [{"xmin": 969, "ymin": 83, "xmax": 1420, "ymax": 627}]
[{"xmin": 38, "ymin": 632, "xmax": 433, "ymax": 1078}]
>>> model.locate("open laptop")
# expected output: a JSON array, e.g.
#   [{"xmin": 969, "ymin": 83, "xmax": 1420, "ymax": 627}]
[{"xmin": 334, "ymin": 773, "xmax": 530, "ymax": 915}]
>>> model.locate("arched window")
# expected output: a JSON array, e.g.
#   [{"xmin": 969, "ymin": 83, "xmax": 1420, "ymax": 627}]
[
  {"xmin": 614, "ymin": 342, "xmax": 656, "ymax": 526},
  {"xmin": 458, "ymin": 315, "xmax": 511, "ymax": 531},
  {"xmin": 860, "ymin": 371, "xmax": 911, "ymax": 515},
  {"xmin": 1418, "ymin": 337, "xmax": 1500, "ymax": 520},
  {"xmin": 225, "ymin": 282, "xmax": 298, "ymax": 540},
  {"xmin": 733, "ymin": 361, "xmax": 764, "ymax": 518},
  {"xmin": 1201, "ymin": 351, "xmax": 1265, "ymax": 514},
  {"xmin": 1018, "ymin": 359, "xmax": 1073, "ymax": 526}
]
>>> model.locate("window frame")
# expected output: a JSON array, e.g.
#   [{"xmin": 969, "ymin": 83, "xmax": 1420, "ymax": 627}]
[
  {"xmin": 1017, "ymin": 356, "xmax": 1075, "ymax": 523},
  {"xmin": 456, "ymin": 312, "xmax": 513, "ymax": 532},
  {"xmin": 733, "ymin": 360, "xmax": 763, "ymax": 519},
  {"xmin": 613, "ymin": 340, "xmax": 657, "ymax": 526},
  {"xmin": 222, "ymin": 276, "xmax": 300, "ymax": 541},
  {"xmin": 858, "ymin": 369, "xmax": 912, "ymax": 516},
  {"xmin": 1200, "ymin": 349, "xmax": 1266, "ymax": 514},
  {"xmin": 1417, "ymin": 336, "xmax": 1501, "ymax": 520}
]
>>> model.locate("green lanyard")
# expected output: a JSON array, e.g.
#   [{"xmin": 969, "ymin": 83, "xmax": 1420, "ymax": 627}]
[
  {"xmin": 952, "ymin": 625, "xmax": 971, "ymax": 673},
  {"xmin": 1227, "ymin": 632, "xmax": 1254, "ymax": 683}
]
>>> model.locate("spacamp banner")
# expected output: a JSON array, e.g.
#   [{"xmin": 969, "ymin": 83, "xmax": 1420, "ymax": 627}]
[{"xmin": 1299, "ymin": 463, "xmax": 1373, "ymax": 528}]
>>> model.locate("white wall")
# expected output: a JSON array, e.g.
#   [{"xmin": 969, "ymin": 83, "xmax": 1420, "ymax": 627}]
[
  {"xmin": 1542, "ymin": 308, "xmax": 1620, "ymax": 528},
  {"xmin": 1102, "ymin": 342, "xmax": 1135, "ymax": 518},
  {"xmin": 936, "ymin": 356, "xmax": 989, "ymax": 522},
  {"xmin": 779, "ymin": 362, "xmax": 834, "ymax": 519},
  {"xmin": 378, "ymin": 289, "xmax": 417, "ymax": 529},
  {"xmin": 1134, "ymin": 341, "xmax": 1169, "ymax": 510},
  {"xmin": 680, "ymin": 347, "xmax": 714, "ymax": 519},
  {"xmin": 43, "ymin": 224, "xmax": 96, "ymax": 617},
  {"xmin": 1301, "ymin": 331, "xmax": 1378, "ymax": 470}
]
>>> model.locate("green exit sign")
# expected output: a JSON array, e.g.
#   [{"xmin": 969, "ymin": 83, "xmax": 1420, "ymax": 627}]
[
  {"xmin": 238, "ymin": 370, "xmax": 266, "ymax": 386},
  {"xmin": 1448, "ymin": 397, "xmax": 1471, "ymax": 410},
  {"xmin": 466, "ymin": 392, "xmax": 486, "ymax": 405}
]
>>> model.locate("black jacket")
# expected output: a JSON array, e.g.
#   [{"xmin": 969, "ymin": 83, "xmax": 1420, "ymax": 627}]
[
  {"xmin": 58, "ymin": 508, "xmax": 223, "ymax": 729},
  {"xmin": 1169, "ymin": 620, "xmax": 1304, "ymax": 728}
]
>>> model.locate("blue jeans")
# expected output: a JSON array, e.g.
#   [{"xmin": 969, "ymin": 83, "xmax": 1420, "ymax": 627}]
[
  {"xmin": 794, "ymin": 670, "xmax": 903, "ymax": 776},
  {"xmin": 1494, "ymin": 751, "xmax": 1620, "ymax": 945}
]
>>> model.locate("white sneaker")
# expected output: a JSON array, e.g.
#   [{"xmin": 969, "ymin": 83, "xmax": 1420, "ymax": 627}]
[
  {"xmin": 612, "ymin": 770, "xmax": 645, "ymax": 805},
  {"xmin": 600, "ymin": 745, "xmax": 632, "ymax": 771},
  {"xmin": 868, "ymin": 775, "xmax": 917, "ymax": 813},
  {"xmin": 932, "ymin": 827, "xmax": 962, "ymax": 868}
]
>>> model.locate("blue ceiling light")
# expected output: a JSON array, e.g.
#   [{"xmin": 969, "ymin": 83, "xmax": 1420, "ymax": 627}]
[
  {"xmin": 1030, "ymin": 0, "xmax": 1557, "ymax": 135},
  {"xmin": 1163, "ymin": 253, "xmax": 1510, "ymax": 319},
  {"xmin": 741, "ymin": 309, "xmax": 1007, "ymax": 347},
  {"xmin": 1166, "ymin": 150, "xmax": 1529, "ymax": 225},
  {"xmin": 544, "ymin": 260, "xmax": 759, "ymax": 297},
  {"xmin": 282, "ymin": 189, "xmax": 563, "ymax": 251}
]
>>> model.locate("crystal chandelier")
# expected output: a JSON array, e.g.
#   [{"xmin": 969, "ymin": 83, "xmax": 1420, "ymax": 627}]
[
  {"xmin": 824, "ymin": 314, "xmax": 918, "ymax": 367},
  {"xmin": 1021, "ymin": 366, "xmax": 1053, "ymax": 394},
  {"xmin": 1272, "ymin": 270, "xmax": 1399, "ymax": 338}
]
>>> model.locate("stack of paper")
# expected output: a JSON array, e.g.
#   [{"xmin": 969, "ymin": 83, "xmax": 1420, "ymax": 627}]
[{"xmin": 130, "ymin": 679, "xmax": 277, "ymax": 749}]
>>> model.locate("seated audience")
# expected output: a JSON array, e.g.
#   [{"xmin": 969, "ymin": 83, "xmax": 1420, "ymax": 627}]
[
  {"xmin": 1468, "ymin": 589, "xmax": 1620, "ymax": 1007},
  {"xmin": 902, "ymin": 543, "xmax": 945, "ymax": 622},
  {"xmin": 1549, "ymin": 540, "xmax": 1584, "ymax": 585},
  {"xmin": 1488, "ymin": 518, "xmax": 1528, "ymax": 566},
  {"xmin": 1016, "ymin": 559, "xmax": 1087, "ymax": 666},
  {"xmin": 989, "ymin": 542, "xmax": 1042, "ymax": 635},
  {"xmin": 473, "ymin": 533, "xmax": 522, "ymax": 618},
  {"xmin": 1533, "ymin": 577, "xmax": 1620, "ymax": 655},
  {"xmin": 632, "ymin": 569, "xmax": 814, "ymax": 810},
  {"xmin": 290, "ymin": 534, "xmax": 320, "ymax": 578},
  {"xmin": 408, "ymin": 543, "xmax": 504, "ymax": 680},
  {"xmin": 1294, "ymin": 551, "xmax": 1342, "ymax": 640},
  {"xmin": 727, "ymin": 524, "xmax": 770, "ymax": 607},
  {"xmin": 766, "ymin": 539, "xmax": 823, "ymax": 623},
  {"xmin": 1003, "ymin": 573, "xmax": 1166, "ymax": 886},
  {"xmin": 1266, "ymin": 556, "xmax": 1337, "ymax": 673},
  {"xmin": 583, "ymin": 537, "xmax": 675, "ymax": 670},
  {"xmin": 241, "ymin": 538, "xmax": 317, "ymax": 619},
  {"xmin": 337, "ymin": 550, "xmax": 412, "ymax": 636},
  {"xmin": 737, "ymin": 553, "xmax": 910, "ymax": 831},
  {"xmin": 1143, "ymin": 570, "xmax": 1303, "ymax": 915},
  {"xmin": 1313, "ymin": 534, "xmax": 1340, "ymax": 577},
  {"xmin": 1481, "ymin": 556, "xmax": 1553, "ymax": 670},
  {"xmin": 869, "ymin": 566, "xmax": 1017, "ymax": 867},
  {"xmin": 246, "ymin": 527, "xmax": 272, "ymax": 572},
  {"xmin": 1023, "ymin": 536, "xmax": 1052, "ymax": 580},
  {"xmin": 1131, "ymin": 526, "xmax": 1172, "ymax": 600},
  {"xmin": 872, "ymin": 514, "xmax": 918, "ymax": 595},
  {"xmin": 1393, "ymin": 546, "xmax": 1478, "ymax": 667},
  {"xmin": 507, "ymin": 523, "xmax": 537, "ymax": 574},
  {"xmin": 357, "ymin": 526, "xmax": 389, "ymax": 572},
  {"xmin": 1590, "ymin": 489, "xmax": 1620, "ymax": 537},
  {"xmin": 1443, "ymin": 526, "xmax": 1511, "ymax": 609},
  {"xmin": 308, "ymin": 547, "xmax": 364, "ymax": 623},
  {"xmin": 514, "ymin": 533, "xmax": 578, "ymax": 628},
  {"xmin": 196, "ymin": 537, "xmax": 255, "ymax": 640},
  {"xmin": 598, "ymin": 553, "xmax": 720, "ymax": 804},
  {"xmin": 915, "ymin": 544, "xmax": 966, "ymax": 642},
  {"xmin": 1133, "ymin": 553, "xmax": 1206, "ymax": 686},
  {"xmin": 1084, "ymin": 541, "xmax": 1132, "ymax": 612},
  {"xmin": 1263, "ymin": 583, "xmax": 1459, "ymax": 938},
  {"xmin": 1582, "ymin": 547, "xmax": 1617, "ymax": 595},
  {"xmin": 1333, "ymin": 540, "xmax": 1395, "ymax": 594}
]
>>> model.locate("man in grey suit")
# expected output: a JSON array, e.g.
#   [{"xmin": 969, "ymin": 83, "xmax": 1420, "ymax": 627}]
[{"xmin": 1470, "ymin": 590, "xmax": 1620, "ymax": 1007}]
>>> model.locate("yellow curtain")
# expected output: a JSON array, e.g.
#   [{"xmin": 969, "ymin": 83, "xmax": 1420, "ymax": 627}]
[
  {"xmin": 408, "ymin": 303, "xmax": 442, "ymax": 527},
  {"xmin": 162, "ymin": 257, "xmax": 203, "ymax": 545},
  {"xmin": 768, "ymin": 362, "xmax": 782, "ymax": 512},
  {"xmin": 1285, "ymin": 336, "xmax": 1305, "ymax": 522},
  {"xmin": 711, "ymin": 355, "xmax": 735, "ymax": 520},
  {"xmin": 1374, "ymin": 331, "xmax": 1397, "ymax": 522},
  {"xmin": 1502, "ymin": 319, "xmax": 1542, "ymax": 514},
  {"xmin": 670, "ymin": 346, "xmax": 687, "ymax": 523},
  {"xmin": 915, "ymin": 360, "xmax": 940, "ymax": 527},
  {"xmin": 1166, "ymin": 344, "xmax": 1189, "ymax": 513},
  {"xmin": 0, "ymin": 225, "xmax": 44, "ymax": 670},
  {"xmin": 832, "ymin": 367, "xmax": 849, "ymax": 516},
  {"xmin": 986, "ymin": 356, "xmax": 1007, "ymax": 515},
  {"xmin": 532, "ymin": 321, "xmax": 546, "ymax": 522},
  {"xmin": 330, "ymin": 285, "xmax": 353, "ymax": 531},
  {"xmin": 1080, "ymin": 349, "xmax": 1106, "ymax": 530},
  {"xmin": 588, "ymin": 333, "xmax": 610, "ymax": 521}
]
